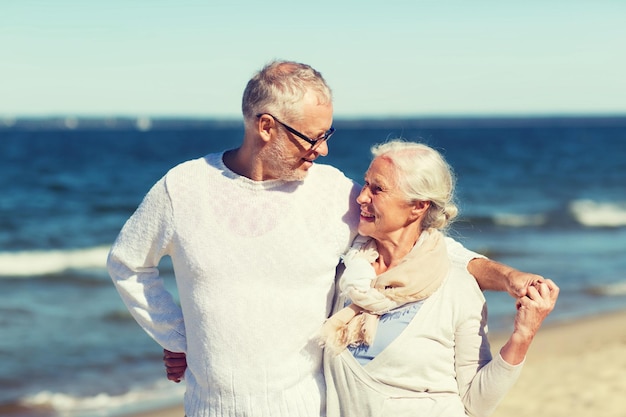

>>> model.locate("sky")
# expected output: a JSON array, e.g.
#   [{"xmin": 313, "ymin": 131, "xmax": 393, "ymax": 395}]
[{"xmin": 2, "ymin": 0, "xmax": 625, "ymax": 119}]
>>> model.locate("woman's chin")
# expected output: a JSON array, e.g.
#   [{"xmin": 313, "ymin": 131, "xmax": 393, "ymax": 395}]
[{"xmin": 357, "ymin": 224, "xmax": 374, "ymax": 237}]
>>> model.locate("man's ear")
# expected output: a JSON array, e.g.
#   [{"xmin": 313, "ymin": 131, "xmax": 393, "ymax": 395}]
[{"xmin": 257, "ymin": 114, "xmax": 274, "ymax": 144}]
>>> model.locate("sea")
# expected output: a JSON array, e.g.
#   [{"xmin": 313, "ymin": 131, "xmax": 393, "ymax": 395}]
[{"xmin": 1, "ymin": 115, "xmax": 625, "ymax": 417}]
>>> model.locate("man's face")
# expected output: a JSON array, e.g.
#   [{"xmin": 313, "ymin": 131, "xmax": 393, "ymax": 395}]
[{"xmin": 261, "ymin": 91, "xmax": 333, "ymax": 181}]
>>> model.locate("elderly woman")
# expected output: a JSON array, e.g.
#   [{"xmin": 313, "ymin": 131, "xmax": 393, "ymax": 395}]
[{"xmin": 319, "ymin": 140, "xmax": 559, "ymax": 417}]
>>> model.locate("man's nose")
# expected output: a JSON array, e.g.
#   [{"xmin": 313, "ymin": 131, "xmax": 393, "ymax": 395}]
[{"xmin": 314, "ymin": 140, "xmax": 329, "ymax": 157}]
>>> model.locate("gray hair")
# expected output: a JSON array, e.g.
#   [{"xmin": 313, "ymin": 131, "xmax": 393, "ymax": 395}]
[
  {"xmin": 371, "ymin": 140, "xmax": 458, "ymax": 230},
  {"xmin": 241, "ymin": 60, "xmax": 332, "ymax": 126}
]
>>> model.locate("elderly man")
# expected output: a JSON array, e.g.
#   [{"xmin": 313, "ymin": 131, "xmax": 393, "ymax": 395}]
[{"xmin": 108, "ymin": 60, "xmax": 539, "ymax": 417}]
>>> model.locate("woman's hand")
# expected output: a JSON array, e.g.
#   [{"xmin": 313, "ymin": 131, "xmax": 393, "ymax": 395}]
[
  {"xmin": 513, "ymin": 279, "xmax": 560, "ymax": 339},
  {"xmin": 500, "ymin": 278, "xmax": 559, "ymax": 365}
]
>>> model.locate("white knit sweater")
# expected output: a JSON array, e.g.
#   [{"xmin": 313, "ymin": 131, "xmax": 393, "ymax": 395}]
[{"xmin": 107, "ymin": 152, "xmax": 481, "ymax": 417}]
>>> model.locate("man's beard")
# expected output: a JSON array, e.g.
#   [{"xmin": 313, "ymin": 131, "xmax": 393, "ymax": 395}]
[{"xmin": 260, "ymin": 137, "xmax": 307, "ymax": 181}]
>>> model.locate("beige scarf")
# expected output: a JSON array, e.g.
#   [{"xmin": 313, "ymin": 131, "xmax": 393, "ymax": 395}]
[{"xmin": 319, "ymin": 229, "xmax": 449, "ymax": 355}]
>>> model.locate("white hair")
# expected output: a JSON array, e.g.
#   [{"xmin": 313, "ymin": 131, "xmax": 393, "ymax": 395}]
[
  {"xmin": 241, "ymin": 60, "xmax": 332, "ymax": 126},
  {"xmin": 371, "ymin": 140, "xmax": 458, "ymax": 230}
]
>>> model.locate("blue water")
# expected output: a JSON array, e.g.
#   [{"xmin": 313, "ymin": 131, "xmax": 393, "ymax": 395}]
[{"xmin": 1, "ymin": 116, "xmax": 626, "ymax": 417}]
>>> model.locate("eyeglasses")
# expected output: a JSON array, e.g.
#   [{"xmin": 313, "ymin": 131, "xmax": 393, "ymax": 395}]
[{"xmin": 256, "ymin": 113, "xmax": 335, "ymax": 148}]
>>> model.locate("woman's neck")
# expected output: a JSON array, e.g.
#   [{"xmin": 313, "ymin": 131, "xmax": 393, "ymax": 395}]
[{"xmin": 373, "ymin": 229, "xmax": 422, "ymax": 274}]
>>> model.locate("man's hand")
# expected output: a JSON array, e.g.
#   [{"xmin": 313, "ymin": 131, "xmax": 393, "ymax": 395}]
[
  {"xmin": 504, "ymin": 269, "xmax": 546, "ymax": 298},
  {"xmin": 163, "ymin": 349, "xmax": 187, "ymax": 383}
]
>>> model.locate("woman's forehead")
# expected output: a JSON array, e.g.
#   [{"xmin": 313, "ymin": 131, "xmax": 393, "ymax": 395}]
[{"xmin": 366, "ymin": 157, "xmax": 398, "ymax": 185}]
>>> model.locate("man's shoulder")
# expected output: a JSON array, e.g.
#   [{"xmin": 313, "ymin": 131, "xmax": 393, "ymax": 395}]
[
  {"xmin": 166, "ymin": 152, "xmax": 221, "ymax": 176},
  {"xmin": 309, "ymin": 163, "xmax": 357, "ymax": 185}
]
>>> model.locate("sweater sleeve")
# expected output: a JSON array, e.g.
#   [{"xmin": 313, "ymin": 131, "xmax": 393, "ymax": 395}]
[
  {"xmin": 454, "ymin": 278, "xmax": 523, "ymax": 417},
  {"xmin": 107, "ymin": 177, "xmax": 187, "ymax": 353}
]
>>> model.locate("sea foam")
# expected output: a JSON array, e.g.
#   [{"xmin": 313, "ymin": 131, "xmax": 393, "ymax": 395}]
[
  {"xmin": 0, "ymin": 246, "xmax": 110, "ymax": 277},
  {"xmin": 18, "ymin": 381, "xmax": 184, "ymax": 417},
  {"xmin": 493, "ymin": 213, "xmax": 547, "ymax": 227},
  {"xmin": 570, "ymin": 200, "xmax": 626, "ymax": 227}
]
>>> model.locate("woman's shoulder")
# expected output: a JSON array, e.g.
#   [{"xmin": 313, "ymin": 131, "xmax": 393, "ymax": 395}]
[{"xmin": 441, "ymin": 263, "xmax": 485, "ymax": 302}]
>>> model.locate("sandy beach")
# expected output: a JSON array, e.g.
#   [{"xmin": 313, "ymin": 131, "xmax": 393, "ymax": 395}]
[
  {"xmin": 489, "ymin": 309, "xmax": 626, "ymax": 417},
  {"xmin": 126, "ymin": 309, "xmax": 626, "ymax": 417}
]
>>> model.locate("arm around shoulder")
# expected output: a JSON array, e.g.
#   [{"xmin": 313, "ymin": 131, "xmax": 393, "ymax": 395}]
[
  {"xmin": 467, "ymin": 257, "xmax": 547, "ymax": 298},
  {"xmin": 444, "ymin": 236, "xmax": 549, "ymax": 299}
]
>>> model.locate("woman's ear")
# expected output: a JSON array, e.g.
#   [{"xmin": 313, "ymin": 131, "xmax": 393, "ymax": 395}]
[{"xmin": 411, "ymin": 200, "xmax": 430, "ymax": 219}]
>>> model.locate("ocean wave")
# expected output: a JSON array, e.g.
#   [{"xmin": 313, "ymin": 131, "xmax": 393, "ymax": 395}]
[
  {"xmin": 15, "ymin": 381, "xmax": 184, "ymax": 417},
  {"xmin": 586, "ymin": 281, "xmax": 626, "ymax": 297},
  {"xmin": 0, "ymin": 246, "xmax": 110, "ymax": 277},
  {"xmin": 465, "ymin": 199, "xmax": 626, "ymax": 229},
  {"xmin": 492, "ymin": 213, "xmax": 547, "ymax": 227},
  {"xmin": 569, "ymin": 199, "xmax": 626, "ymax": 227}
]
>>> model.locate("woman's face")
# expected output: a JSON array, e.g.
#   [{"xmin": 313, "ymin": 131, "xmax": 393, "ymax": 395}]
[{"xmin": 356, "ymin": 157, "xmax": 418, "ymax": 242}]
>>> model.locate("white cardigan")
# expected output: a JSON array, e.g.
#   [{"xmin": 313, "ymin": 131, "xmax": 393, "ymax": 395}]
[{"xmin": 324, "ymin": 263, "xmax": 523, "ymax": 417}]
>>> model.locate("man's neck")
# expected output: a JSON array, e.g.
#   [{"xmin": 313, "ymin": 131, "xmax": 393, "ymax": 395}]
[{"xmin": 223, "ymin": 146, "xmax": 267, "ymax": 181}]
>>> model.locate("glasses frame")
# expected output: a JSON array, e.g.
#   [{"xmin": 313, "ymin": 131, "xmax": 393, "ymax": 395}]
[{"xmin": 256, "ymin": 113, "xmax": 335, "ymax": 148}]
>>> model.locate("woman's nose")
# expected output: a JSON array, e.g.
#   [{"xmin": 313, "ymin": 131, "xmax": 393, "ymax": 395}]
[{"xmin": 356, "ymin": 186, "xmax": 370, "ymax": 204}]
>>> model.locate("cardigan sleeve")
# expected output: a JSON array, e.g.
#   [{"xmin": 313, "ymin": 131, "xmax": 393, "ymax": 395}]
[
  {"xmin": 453, "ymin": 276, "xmax": 523, "ymax": 417},
  {"xmin": 107, "ymin": 177, "xmax": 187, "ymax": 353}
]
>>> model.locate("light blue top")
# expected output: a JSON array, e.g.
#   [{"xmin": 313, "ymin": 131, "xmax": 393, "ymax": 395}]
[{"xmin": 348, "ymin": 300, "xmax": 425, "ymax": 365}]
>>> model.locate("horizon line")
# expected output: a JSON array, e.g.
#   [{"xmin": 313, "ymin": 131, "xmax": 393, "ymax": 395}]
[{"xmin": 3, "ymin": 113, "xmax": 626, "ymax": 131}]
